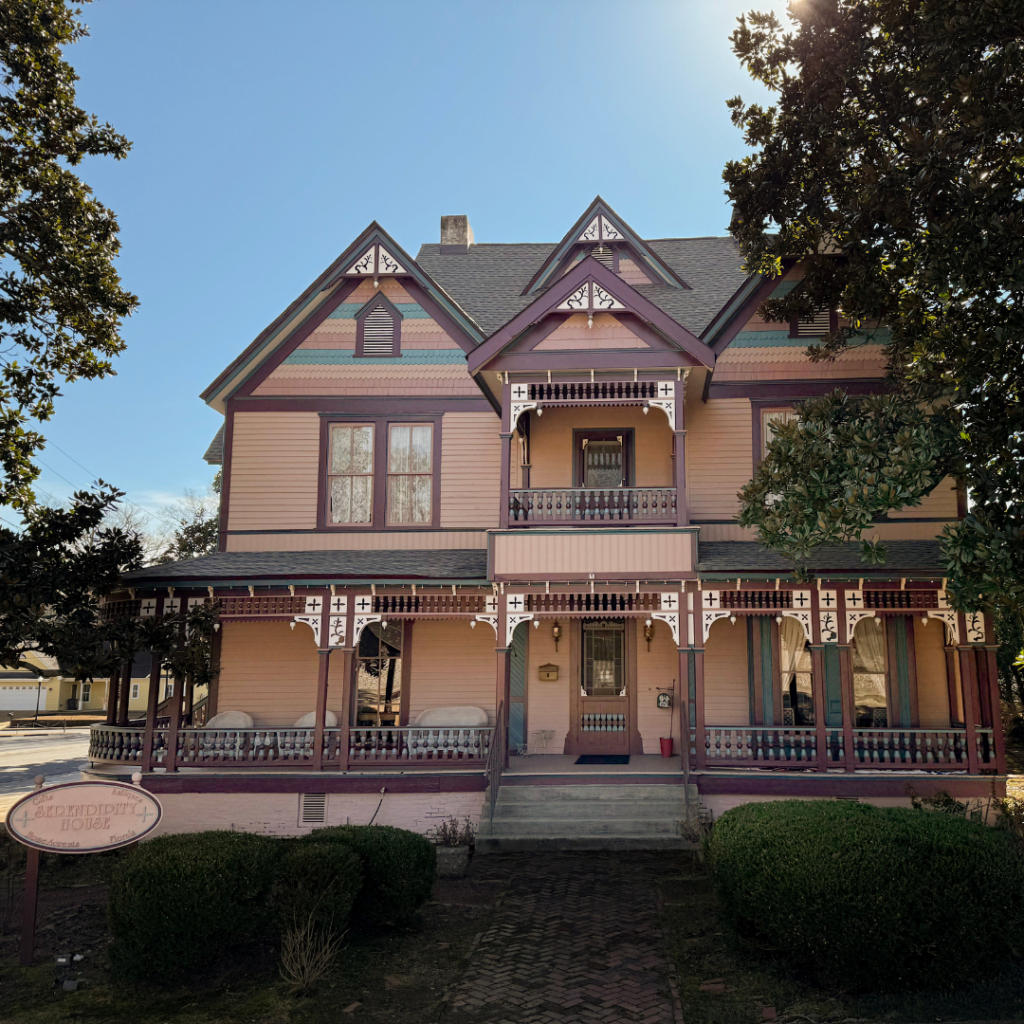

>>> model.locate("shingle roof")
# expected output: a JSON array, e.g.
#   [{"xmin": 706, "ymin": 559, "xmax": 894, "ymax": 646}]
[
  {"xmin": 415, "ymin": 237, "xmax": 748, "ymax": 338},
  {"xmin": 125, "ymin": 549, "xmax": 489, "ymax": 586},
  {"xmin": 697, "ymin": 541, "xmax": 945, "ymax": 575},
  {"xmin": 203, "ymin": 424, "xmax": 224, "ymax": 465}
]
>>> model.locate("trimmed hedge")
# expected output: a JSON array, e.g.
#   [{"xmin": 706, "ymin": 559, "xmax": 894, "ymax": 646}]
[
  {"xmin": 276, "ymin": 841, "xmax": 362, "ymax": 934},
  {"xmin": 108, "ymin": 831, "xmax": 281, "ymax": 982},
  {"xmin": 301, "ymin": 825, "xmax": 435, "ymax": 927},
  {"xmin": 705, "ymin": 800, "xmax": 1024, "ymax": 991}
]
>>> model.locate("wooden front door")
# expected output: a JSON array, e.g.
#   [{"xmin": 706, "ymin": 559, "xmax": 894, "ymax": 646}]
[{"xmin": 576, "ymin": 618, "xmax": 629, "ymax": 755}]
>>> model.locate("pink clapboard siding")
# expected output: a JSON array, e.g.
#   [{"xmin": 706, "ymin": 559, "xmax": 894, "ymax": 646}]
[
  {"xmin": 635, "ymin": 621, "xmax": 680, "ymax": 753},
  {"xmin": 888, "ymin": 476, "xmax": 960, "ymax": 519},
  {"xmin": 703, "ymin": 618, "xmax": 750, "ymax": 726},
  {"xmin": 228, "ymin": 412, "xmax": 320, "ymax": 531},
  {"xmin": 617, "ymin": 259, "xmax": 650, "ymax": 287},
  {"xmin": 492, "ymin": 530, "xmax": 694, "ymax": 577},
  {"xmin": 226, "ymin": 531, "xmax": 488, "ymax": 552},
  {"xmin": 685, "ymin": 398, "xmax": 752, "ymax": 519},
  {"xmin": 714, "ymin": 344, "xmax": 887, "ymax": 381},
  {"xmin": 254, "ymin": 364, "xmax": 479, "ymax": 397},
  {"xmin": 525, "ymin": 624, "xmax": 569, "ymax": 753},
  {"xmin": 914, "ymin": 617, "xmax": 951, "ymax": 728},
  {"xmin": 407, "ymin": 619, "xmax": 496, "ymax": 724},
  {"xmin": 533, "ymin": 313, "xmax": 650, "ymax": 350},
  {"xmin": 440, "ymin": 412, "xmax": 502, "ymax": 528},
  {"xmin": 217, "ymin": 621, "xmax": 337, "ymax": 727}
]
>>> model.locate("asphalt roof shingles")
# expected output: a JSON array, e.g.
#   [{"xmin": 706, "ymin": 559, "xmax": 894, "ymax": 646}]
[{"xmin": 697, "ymin": 540, "xmax": 945, "ymax": 574}]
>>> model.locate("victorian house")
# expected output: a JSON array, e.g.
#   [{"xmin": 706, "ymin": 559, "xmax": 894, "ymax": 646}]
[{"xmin": 86, "ymin": 199, "xmax": 1004, "ymax": 844}]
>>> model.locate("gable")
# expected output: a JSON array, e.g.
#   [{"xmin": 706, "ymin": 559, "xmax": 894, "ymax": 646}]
[{"xmin": 533, "ymin": 313, "xmax": 652, "ymax": 351}]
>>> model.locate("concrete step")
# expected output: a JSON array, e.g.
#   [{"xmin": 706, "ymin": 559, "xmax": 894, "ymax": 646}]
[
  {"xmin": 492, "ymin": 800, "xmax": 688, "ymax": 820},
  {"xmin": 480, "ymin": 817, "xmax": 684, "ymax": 838},
  {"xmin": 497, "ymin": 784, "xmax": 698, "ymax": 804},
  {"xmin": 475, "ymin": 835, "xmax": 696, "ymax": 853}
]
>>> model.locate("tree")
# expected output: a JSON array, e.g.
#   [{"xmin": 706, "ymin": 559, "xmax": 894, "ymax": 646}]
[
  {"xmin": 156, "ymin": 470, "xmax": 221, "ymax": 562},
  {"xmin": 724, "ymin": 0, "xmax": 1024, "ymax": 632},
  {"xmin": 0, "ymin": 0, "xmax": 137, "ymax": 507}
]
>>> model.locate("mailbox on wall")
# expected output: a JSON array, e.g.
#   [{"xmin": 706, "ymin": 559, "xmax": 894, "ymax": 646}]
[{"xmin": 538, "ymin": 664, "xmax": 559, "ymax": 682}]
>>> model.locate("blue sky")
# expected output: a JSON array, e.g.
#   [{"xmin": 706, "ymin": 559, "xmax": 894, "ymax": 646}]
[{"xmin": 34, "ymin": 0, "xmax": 783, "ymax": 523}]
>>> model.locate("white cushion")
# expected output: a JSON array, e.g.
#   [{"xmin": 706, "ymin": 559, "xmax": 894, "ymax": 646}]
[
  {"xmin": 413, "ymin": 705, "xmax": 489, "ymax": 727},
  {"xmin": 206, "ymin": 710, "xmax": 253, "ymax": 729},
  {"xmin": 292, "ymin": 710, "xmax": 338, "ymax": 728}
]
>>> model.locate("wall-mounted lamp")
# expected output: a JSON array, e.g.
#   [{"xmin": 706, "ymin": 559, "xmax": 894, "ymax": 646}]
[
  {"xmin": 729, "ymin": 614, "xmax": 737, "ymax": 626},
  {"xmin": 921, "ymin": 614, "xmax": 929, "ymax": 625},
  {"xmin": 552, "ymin": 621, "xmax": 562, "ymax": 651},
  {"xmin": 533, "ymin": 619, "xmax": 540, "ymax": 629},
  {"xmin": 776, "ymin": 614, "xmax": 783, "ymax": 625},
  {"xmin": 644, "ymin": 618, "xmax": 654, "ymax": 651},
  {"xmin": 470, "ymin": 620, "xmax": 476, "ymax": 629}
]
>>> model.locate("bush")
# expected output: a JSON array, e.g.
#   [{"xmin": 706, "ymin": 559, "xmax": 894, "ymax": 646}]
[
  {"xmin": 301, "ymin": 825, "xmax": 435, "ymax": 927},
  {"xmin": 705, "ymin": 799, "xmax": 1024, "ymax": 991},
  {"xmin": 108, "ymin": 830, "xmax": 280, "ymax": 983},
  {"xmin": 275, "ymin": 841, "xmax": 362, "ymax": 935}
]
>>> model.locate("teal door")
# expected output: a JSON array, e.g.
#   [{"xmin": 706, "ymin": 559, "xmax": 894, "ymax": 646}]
[{"xmin": 509, "ymin": 622, "xmax": 528, "ymax": 752}]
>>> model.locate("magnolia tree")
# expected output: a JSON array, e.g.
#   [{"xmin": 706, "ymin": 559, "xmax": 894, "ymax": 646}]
[{"xmin": 724, "ymin": 0, "xmax": 1024, "ymax": 684}]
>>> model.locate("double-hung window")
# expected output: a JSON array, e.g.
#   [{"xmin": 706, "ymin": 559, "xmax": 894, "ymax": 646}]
[
  {"xmin": 387, "ymin": 424, "xmax": 433, "ymax": 525},
  {"xmin": 761, "ymin": 408, "xmax": 799, "ymax": 460},
  {"xmin": 329, "ymin": 425, "xmax": 374, "ymax": 524}
]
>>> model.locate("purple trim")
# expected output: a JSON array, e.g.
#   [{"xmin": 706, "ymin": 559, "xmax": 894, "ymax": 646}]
[
  {"xmin": 237, "ymin": 278, "xmax": 363, "ymax": 397},
  {"xmin": 696, "ymin": 773, "xmax": 1004, "ymax": 797},
  {"xmin": 141, "ymin": 774, "xmax": 487, "ymax": 795},
  {"xmin": 355, "ymin": 292, "xmax": 403, "ymax": 358},
  {"xmin": 486, "ymin": 351, "xmax": 702, "ymax": 373},
  {"xmin": 468, "ymin": 256, "xmax": 713, "ymax": 374},
  {"xmin": 233, "ymin": 397, "xmax": 493, "ymax": 413},
  {"xmin": 703, "ymin": 258, "xmax": 798, "ymax": 353},
  {"xmin": 217, "ymin": 408, "xmax": 235, "ymax": 552},
  {"xmin": 317, "ymin": 415, "xmax": 443, "ymax": 531},
  {"xmin": 491, "ymin": 571, "xmax": 699, "ymax": 582},
  {"xmin": 707, "ymin": 379, "xmax": 889, "ymax": 400}
]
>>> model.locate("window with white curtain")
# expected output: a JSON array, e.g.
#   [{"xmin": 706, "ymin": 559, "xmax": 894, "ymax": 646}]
[
  {"xmin": 387, "ymin": 424, "xmax": 433, "ymax": 524},
  {"xmin": 779, "ymin": 617, "xmax": 814, "ymax": 725},
  {"xmin": 329, "ymin": 424, "xmax": 374, "ymax": 524},
  {"xmin": 852, "ymin": 616, "xmax": 888, "ymax": 726}
]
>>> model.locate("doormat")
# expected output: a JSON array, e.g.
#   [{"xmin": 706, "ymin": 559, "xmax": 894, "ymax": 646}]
[{"xmin": 575, "ymin": 755, "xmax": 630, "ymax": 765}]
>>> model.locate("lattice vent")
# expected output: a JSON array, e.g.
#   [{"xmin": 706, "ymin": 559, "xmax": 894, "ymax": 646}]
[
  {"xmin": 591, "ymin": 245, "xmax": 614, "ymax": 268},
  {"xmin": 363, "ymin": 305, "xmax": 395, "ymax": 354},
  {"xmin": 795, "ymin": 308, "xmax": 833, "ymax": 336},
  {"xmin": 299, "ymin": 793, "xmax": 327, "ymax": 825}
]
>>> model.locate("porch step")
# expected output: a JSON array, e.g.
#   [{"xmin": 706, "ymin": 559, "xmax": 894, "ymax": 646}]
[{"xmin": 476, "ymin": 783, "xmax": 701, "ymax": 853}]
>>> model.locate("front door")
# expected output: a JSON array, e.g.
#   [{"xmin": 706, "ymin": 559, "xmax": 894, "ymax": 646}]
[{"xmin": 577, "ymin": 618, "xmax": 629, "ymax": 755}]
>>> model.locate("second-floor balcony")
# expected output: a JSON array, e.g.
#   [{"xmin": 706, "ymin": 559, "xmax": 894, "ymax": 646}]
[{"xmin": 508, "ymin": 486, "xmax": 676, "ymax": 525}]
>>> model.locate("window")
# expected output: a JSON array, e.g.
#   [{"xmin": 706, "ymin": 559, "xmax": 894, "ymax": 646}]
[
  {"xmin": 355, "ymin": 296, "xmax": 401, "ymax": 357},
  {"xmin": 762, "ymin": 409, "xmax": 799, "ymax": 460},
  {"xmin": 852, "ymin": 617, "xmax": 888, "ymax": 726},
  {"xmin": 356, "ymin": 622, "xmax": 403, "ymax": 726},
  {"xmin": 82, "ymin": 682, "xmax": 91, "ymax": 704},
  {"xmin": 130, "ymin": 683, "xmax": 140, "ymax": 701},
  {"xmin": 574, "ymin": 430, "xmax": 633, "ymax": 488},
  {"xmin": 582, "ymin": 619, "xmax": 626, "ymax": 696},
  {"xmin": 329, "ymin": 425, "xmax": 374, "ymax": 524},
  {"xmin": 779, "ymin": 618, "xmax": 814, "ymax": 725},
  {"xmin": 387, "ymin": 424, "xmax": 433, "ymax": 524}
]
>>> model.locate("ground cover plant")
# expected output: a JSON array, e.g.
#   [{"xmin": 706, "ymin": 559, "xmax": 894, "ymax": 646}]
[{"xmin": 704, "ymin": 799, "xmax": 1024, "ymax": 991}]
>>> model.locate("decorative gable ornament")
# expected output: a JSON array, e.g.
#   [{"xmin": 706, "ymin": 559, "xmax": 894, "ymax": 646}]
[
  {"xmin": 577, "ymin": 215, "xmax": 624, "ymax": 243},
  {"xmin": 344, "ymin": 242, "xmax": 407, "ymax": 286},
  {"xmin": 556, "ymin": 280, "xmax": 626, "ymax": 328}
]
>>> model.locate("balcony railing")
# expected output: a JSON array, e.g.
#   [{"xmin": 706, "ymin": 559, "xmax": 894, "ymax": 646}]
[{"xmin": 509, "ymin": 487, "xmax": 676, "ymax": 525}]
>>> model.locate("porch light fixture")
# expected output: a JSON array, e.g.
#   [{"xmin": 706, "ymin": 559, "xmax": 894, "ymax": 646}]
[
  {"xmin": 729, "ymin": 614, "xmax": 737, "ymax": 626},
  {"xmin": 776, "ymin": 614, "xmax": 783, "ymax": 625},
  {"xmin": 533, "ymin": 619, "xmax": 539, "ymax": 629},
  {"xmin": 644, "ymin": 618, "xmax": 654, "ymax": 651},
  {"xmin": 470, "ymin": 620, "xmax": 476, "ymax": 629},
  {"xmin": 552, "ymin": 621, "xmax": 562, "ymax": 651}
]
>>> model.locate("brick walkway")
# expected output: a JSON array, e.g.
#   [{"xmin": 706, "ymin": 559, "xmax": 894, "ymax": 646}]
[{"xmin": 446, "ymin": 852, "xmax": 681, "ymax": 1024}]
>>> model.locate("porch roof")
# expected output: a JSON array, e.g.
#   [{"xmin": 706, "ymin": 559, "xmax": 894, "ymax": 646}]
[
  {"xmin": 696, "ymin": 540, "xmax": 945, "ymax": 578},
  {"xmin": 123, "ymin": 549, "xmax": 489, "ymax": 587}
]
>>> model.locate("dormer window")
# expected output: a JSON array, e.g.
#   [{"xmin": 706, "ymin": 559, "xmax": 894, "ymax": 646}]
[{"xmin": 356, "ymin": 295, "xmax": 402, "ymax": 357}]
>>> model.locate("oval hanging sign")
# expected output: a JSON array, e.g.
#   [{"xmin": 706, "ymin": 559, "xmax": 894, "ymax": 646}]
[{"xmin": 5, "ymin": 781, "xmax": 163, "ymax": 854}]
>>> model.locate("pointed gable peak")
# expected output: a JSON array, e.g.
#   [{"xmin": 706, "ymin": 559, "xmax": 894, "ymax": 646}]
[{"xmin": 523, "ymin": 197, "xmax": 690, "ymax": 295}]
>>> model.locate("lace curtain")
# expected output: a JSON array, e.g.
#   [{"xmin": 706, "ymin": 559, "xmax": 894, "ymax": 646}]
[
  {"xmin": 853, "ymin": 617, "xmax": 888, "ymax": 707},
  {"xmin": 779, "ymin": 617, "xmax": 806, "ymax": 689}
]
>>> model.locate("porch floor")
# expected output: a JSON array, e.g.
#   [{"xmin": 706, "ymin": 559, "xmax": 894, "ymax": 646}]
[{"xmin": 506, "ymin": 754, "xmax": 684, "ymax": 775}]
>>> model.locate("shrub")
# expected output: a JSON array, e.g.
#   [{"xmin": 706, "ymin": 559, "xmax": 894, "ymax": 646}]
[
  {"xmin": 301, "ymin": 825, "xmax": 435, "ymax": 927},
  {"xmin": 705, "ymin": 799, "xmax": 1024, "ymax": 991},
  {"xmin": 108, "ymin": 830, "xmax": 280, "ymax": 983},
  {"xmin": 275, "ymin": 841, "xmax": 362, "ymax": 935}
]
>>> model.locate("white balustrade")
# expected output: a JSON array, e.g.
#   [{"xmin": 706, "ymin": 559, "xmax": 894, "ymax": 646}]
[
  {"xmin": 509, "ymin": 487, "xmax": 676, "ymax": 524},
  {"xmin": 850, "ymin": 728, "xmax": 971, "ymax": 767},
  {"xmin": 704, "ymin": 726, "xmax": 818, "ymax": 763},
  {"xmin": 349, "ymin": 726, "xmax": 492, "ymax": 763}
]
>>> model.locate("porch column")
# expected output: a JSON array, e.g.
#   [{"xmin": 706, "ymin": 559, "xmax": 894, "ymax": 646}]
[
  {"xmin": 312, "ymin": 649, "xmax": 331, "ymax": 771},
  {"xmin": 957, "ymin": 611, "xmax": 981, "ymax": 774},
  {"xmin": 116, "ymin": 658, "xmax": 132, "ymax": 726},
  {"xmin": 337, "ymin": 647, "xmax": 354, "ymax": 771},
  {"xmin": 164, "ymin": 671, "xmax": 184, "ymax": 773},
  {"xmin": 104, "ymin": 669, "xmax": 119, "ymax": 724},
  {"xmin": 140, "ymin": 653, "xmax": 162, "ymax": 773},
  {"xmin": 944, "ymin": 645, "xmax": 961, "ymax": 725},
  {"xmin": 674, "ymin": 384, "xmax": 688, "ymax": 526},
  {"xmin": 809, "ymin": 641, "xmax": 828, "ymax": 772},
  {"xmin": 207, "ymin": 617, "xmax": 222, "ymax": 720},
  {"xmin": 678, "ymin": 647, "xmax": 691, "ymax": 786},
  {"xmin": 500, "ymin": 379, "xmax": 513, "ymax": 529},
  {"xmin": 692, "ymin": 591, "xmax": 707, "ymax": 770}
]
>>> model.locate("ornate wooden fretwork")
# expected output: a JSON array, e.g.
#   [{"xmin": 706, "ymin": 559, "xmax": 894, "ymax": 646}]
[
  {"xmin": 555, "ymin": 280, "xmax": 625, "ymax": 313},
  {"xmin": 219, "ymin": 595, "xmax": 306, "ymax": 618},
  {"xmin": 577, "ymin": 215, "xmax": 624, "ymax": 243},
  {"xmin": 524, "ymin": 592, "xmax": 662, "ymax": 614},
  {"xmin": 344, "ymin": 242, "xmax": 406, "ymax": 280},
  {"xmin": 864, "ymin": 590, "xmax": 940, "ymax": 609},
  {"xmin": 526, "ymin": 380, "xmax": 664, "ymax": 403},
  {"xmin": 370, "ymin": 594, "xmax": 491, "ymax": 615}
]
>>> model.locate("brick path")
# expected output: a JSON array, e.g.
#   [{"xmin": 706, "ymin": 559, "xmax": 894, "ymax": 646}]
[{"xmin": 447, "ymin": 852, "xmax": 681, "ymax": 1024}]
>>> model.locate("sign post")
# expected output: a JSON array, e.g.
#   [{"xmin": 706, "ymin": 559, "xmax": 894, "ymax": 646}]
[{"xmin": 5, "ymin": 775, "xmax": 163, "ymax": 966}]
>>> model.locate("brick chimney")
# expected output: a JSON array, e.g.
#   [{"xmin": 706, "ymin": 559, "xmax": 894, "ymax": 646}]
[{"xmin": 440, "ymin": 215, "xmax": 474, "ymax": 254}]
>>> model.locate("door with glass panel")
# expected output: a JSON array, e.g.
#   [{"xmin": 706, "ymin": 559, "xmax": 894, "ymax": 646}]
[
  {"xmin": 577, "ymin": 618, "xmax": 630, "ymax": 755},
  {"xmin": 356, "ymin": 622, "xmax": 404, "ymax": 727}
]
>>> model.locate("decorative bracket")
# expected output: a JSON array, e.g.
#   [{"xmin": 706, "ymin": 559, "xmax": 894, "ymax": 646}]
[
  {"xmin": 965, "ymin": 611, "xmax": 987, "ymax": 644},
  {"xmin": 818, "ymin": 609, "xmax": 840, "ymax": 644},
  {"xmin": 658, "ymin": 592, "xmax": 680, "ymax": 611},
  {"xmin": 846, "ymin": 609, "xmax": 875, "ymax": 640},
  {"xmin": 652, "ymin": 611, "xmax": 680, "ymax": 645},
  {"xmin": 781, "ymin": 611, "xmax": 813, "ymax": 643},
  {"xmin": 473, "ymin": 615, "xmax": 498, "ymax": 638},
  {"xmin": 927, "ymin": 610, "xmax": 959, "ymax": 645},
  {"xmin": 506, "ymin": 613, "xmax": 534, "ymax": 645},
  {"xmin": 292, "ymin": 615, "xmax": 323, "ymax": 646},
  {"xmin": 353, "ymin": 614, "xmax": 382, "ymax": 644},
  {"xmin": 509, "ymin": 402, "xmax": 538, "ymax": 429},
  {"xmin": 701, "ymin": 609, "xmax": 731, "ymax": 643},
  {"xmin": 327, "ymin": 616, "xmax": 347, "ymax": 648}
]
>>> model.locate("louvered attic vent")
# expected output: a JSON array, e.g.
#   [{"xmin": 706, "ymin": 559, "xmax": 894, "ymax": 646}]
[
  {"xmin": 795, "ymin": 308, "xmax": 833, "ymax": 336},
  {"xmin": 363, "ymin": 305, "xmax": 396, "ymax": 354},
  {"xmin": 300, "ymin": 792, "xmax": 327, "ymax": 824},
  {"xmin": 591, "ymin": 245, "xmax": 614, "ymax": 268}
]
